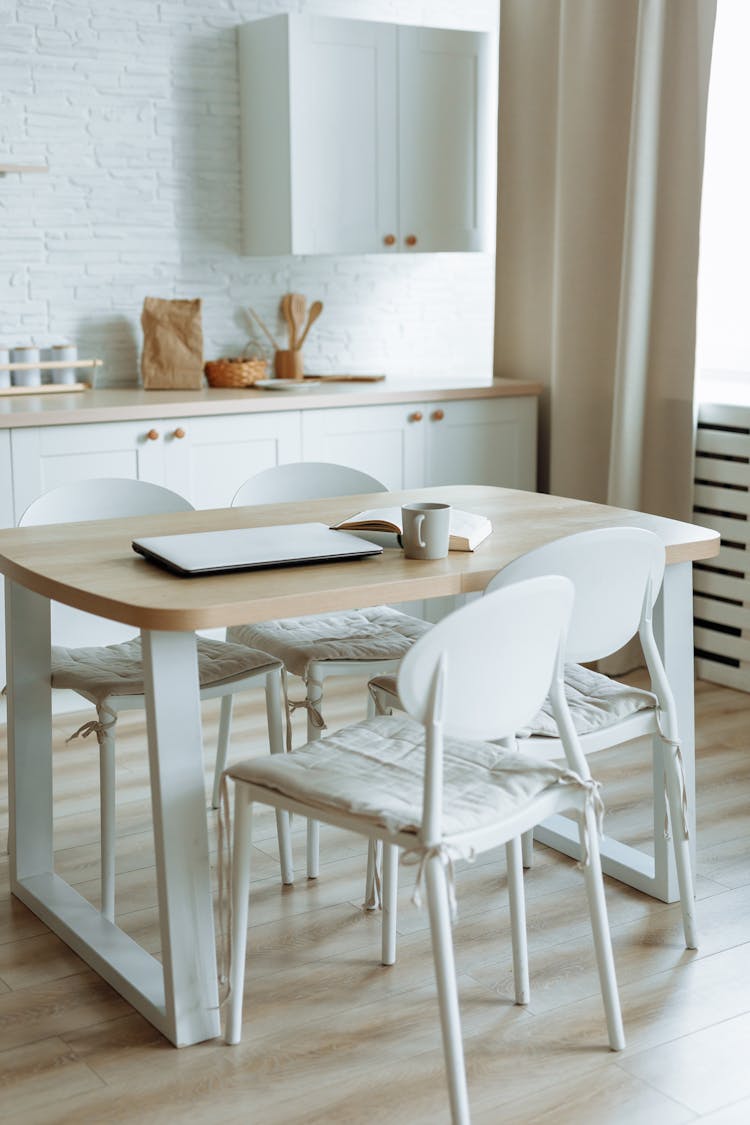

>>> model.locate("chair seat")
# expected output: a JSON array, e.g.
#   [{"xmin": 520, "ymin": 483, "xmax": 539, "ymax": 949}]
[
  {"xmin": 227, "ymin": 714, "xmax": 585, "ymax": 838},
  {"xmin": 228, "ymin": 606, "xmax": 431, "ymax": 680},
  {"xmin": 371, "ymin": 662, "xmax": 656, "ymax": 739},
  {"xmin": 51, "ymin": 636, "xmax": 280, "ymax": 703}
]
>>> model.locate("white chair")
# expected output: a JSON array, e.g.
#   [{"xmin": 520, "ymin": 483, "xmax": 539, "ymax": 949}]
[
  {"xmin": 222, "ymin": 462, "xmax": 432, "ymax": 881},
  {"xmin": 370, "ymin": 526, "xmax": 697, "ymax": 948},
  {"xmin": 222, "ymin": 577, "xmax": 625, "ymax": 1124},
  {"xmin": 20, "ymin": 478, "xmax": 292, "ymax": 921}
]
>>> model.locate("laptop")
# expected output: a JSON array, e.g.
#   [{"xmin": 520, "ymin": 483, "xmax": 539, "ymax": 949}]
[{"xmin": 132, "ymin": 521, "xmax": 383, "ymax": 577}]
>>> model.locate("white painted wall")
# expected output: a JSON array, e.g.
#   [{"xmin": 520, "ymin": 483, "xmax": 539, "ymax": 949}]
[{"xmin": 1, "ymin": 0, "xmax": 498, "ymax": 386}]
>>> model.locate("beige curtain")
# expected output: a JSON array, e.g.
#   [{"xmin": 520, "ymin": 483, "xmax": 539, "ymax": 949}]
[{"xmin": 494, "ymin": 0, "xmax": 716, "ymax": 523}]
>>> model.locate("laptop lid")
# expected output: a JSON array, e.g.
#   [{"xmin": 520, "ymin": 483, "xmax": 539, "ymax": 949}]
[{"xmin": 132, "ymin": 521, "xmax": 383, "ymax": 577}]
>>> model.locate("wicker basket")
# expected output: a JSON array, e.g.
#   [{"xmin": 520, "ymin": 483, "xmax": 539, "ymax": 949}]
[{"xmin": 204, "ymin": 357, "xmax": 267, "ymax": 388}]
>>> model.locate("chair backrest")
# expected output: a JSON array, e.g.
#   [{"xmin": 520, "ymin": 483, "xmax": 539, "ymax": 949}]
[
  {"xmin": 398, "ymin": 575, "xmax": 574, "ymax": 743},
  {"xmin": 397, "ymin": 575, "xmax": 574, "ymax": 844},
  {"xmin": 485, "ymin": 528, "xmax": 665, "ymax": 664},
  {"xmin": 19, "ymin": 478, "xmax": 194, "ymax": 527},
  {"xmin": 19, "ymin": 478, "xmax": 194, "ymax": 649},
  {"xmin": 231, "ymin": 462, "xmax": 386, "ymax": 506}
]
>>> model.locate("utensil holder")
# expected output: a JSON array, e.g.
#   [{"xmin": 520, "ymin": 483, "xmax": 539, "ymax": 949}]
[{"xmin": 274, "ymin": 349, "xmax": 304, "ymax": 380}]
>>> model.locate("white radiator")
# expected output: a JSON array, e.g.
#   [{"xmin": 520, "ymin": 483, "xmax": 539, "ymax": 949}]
[{"xmin": 692, "ymin": 402, "xmax": 750, "ymax": 692}]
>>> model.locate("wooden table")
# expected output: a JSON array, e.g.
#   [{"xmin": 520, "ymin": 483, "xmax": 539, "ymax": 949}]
[{"xmin": 0, "ymin": 485, "xmax": 719, "ymax": 1046}]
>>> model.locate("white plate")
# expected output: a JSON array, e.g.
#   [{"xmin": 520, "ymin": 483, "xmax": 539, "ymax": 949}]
[{"xmin": 253, "ymin": 379, "xmax": 321, "ymax": 392}]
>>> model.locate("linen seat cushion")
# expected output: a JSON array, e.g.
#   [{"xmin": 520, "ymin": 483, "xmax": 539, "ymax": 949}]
[
  {"xmin": 227, "ymin": 714, "xmax": 587, "ymax": 838},
  {"xmin": 370, "ymin": 662, "xmax": 656, "ymax": 739},
  {"xmin": 51, "ymin": 636, "xmax": 280, "ymax": 703},
  {"xmin": 228, "ymin": 606, "xmax": 432, "ymax": 680}
]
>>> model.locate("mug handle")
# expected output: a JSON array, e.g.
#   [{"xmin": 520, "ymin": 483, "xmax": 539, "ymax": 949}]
[{"xmin": 415, "ymin": 513, "xmax": 426, "ymax": 549}]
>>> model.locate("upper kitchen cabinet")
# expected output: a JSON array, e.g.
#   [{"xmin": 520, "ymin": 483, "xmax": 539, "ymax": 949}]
[{"xmin": 238, "ymin": 15, "xmax": 496, "ymax": 255}]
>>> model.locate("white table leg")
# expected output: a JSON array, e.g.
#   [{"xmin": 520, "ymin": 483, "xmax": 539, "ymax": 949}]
[
  {"xmin": 142, "ymin": 629, "xmax": 220, "ymax": 1046},
  {"xmin": 6, "ymin": 583, "xmax": 53, "ymax": 883},
  {"xmin": 6, "ymin": 583, "xmax": 219, "ymax": 1046}
]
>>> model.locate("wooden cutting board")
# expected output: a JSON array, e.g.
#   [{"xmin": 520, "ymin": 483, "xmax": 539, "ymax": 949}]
[{"xmin": 303, "ymin": 374, "xmax": 385, "ymax": 383}]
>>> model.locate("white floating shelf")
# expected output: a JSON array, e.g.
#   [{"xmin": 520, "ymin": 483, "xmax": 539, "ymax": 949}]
[{"xmin": 0, "ymin": 164, "xmax": 48, "ymax": 174}]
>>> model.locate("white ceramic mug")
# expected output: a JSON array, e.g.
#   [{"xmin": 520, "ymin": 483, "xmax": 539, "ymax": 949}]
[
  {"xmin": 401, "ymin": 502, "xmax": 451, "ymax": 560},
  {"xmin": 11, "ymin": 345, "xmax": 41, "ymax": 386}
]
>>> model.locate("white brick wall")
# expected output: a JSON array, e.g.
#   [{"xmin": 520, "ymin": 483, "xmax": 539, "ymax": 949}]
[{"xmin": 1, "ymin": 0, "xmax": 498, "ymax": 385}]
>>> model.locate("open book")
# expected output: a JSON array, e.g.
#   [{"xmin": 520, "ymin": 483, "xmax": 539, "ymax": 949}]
[{"xmin": 333, "ymin": 507, "xmax": 492, "ymax": 552}]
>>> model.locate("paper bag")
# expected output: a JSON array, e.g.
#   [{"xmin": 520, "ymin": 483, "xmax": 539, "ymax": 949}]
[{"xmin": 141, "ymin": 297, "xmax": 204, "ymax": 389}]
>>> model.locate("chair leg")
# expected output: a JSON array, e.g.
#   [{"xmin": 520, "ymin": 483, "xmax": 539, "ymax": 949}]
[
  {"xmin": 98, "ymin": 718, "xmax": 117, "ymax": 923},
  {"xmin": 426, "ymin": 854, "xmax": 471, "ymax": 1125},
  {"xmin": 305, "ymin": 672, "xmax": 324, "ymax": 880},
  {"xmin": 521, "ymin": 829, "xmax": 534, "ymax": 869},
  {"xmin": 211, "ymin": 694, "xmax": 234, "ymax": 810},
  {"xmin": 579, "ymin": 804, "xmax": 626, "ymax": 1051},
  {"xmin": 381, "ymin": 843, "xmax": 398, "ymax": 965},
  {"xmin": 266, "ymin": 667, "xmax": 294, "ymax": 886},
  {"xmin": 663, "ymin": 743, "xmax": 698, "ymax": 949},
  {"xmin": 505, "ymin": 836, "xmax": 530, "ymax": 1005},
  {"xmin": 226, "ymin": 791, "xmax": 254, "ymax": 1046}
]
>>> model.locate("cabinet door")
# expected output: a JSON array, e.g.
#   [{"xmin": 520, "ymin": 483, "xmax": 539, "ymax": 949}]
[
  {"xmin": 164, "ymin": 411, "xmax": 301, "ymax": 509},
  {"xmin": 0, "ymin": 431, "xmax": 13, "ymax": 692},
  {"xmin": 10, "ymin": 420, "xmax": 165, "ymax": 520},
  {"xmin": 289, "ymin": 16, "xmax": 398, "ymax": 254},
  {"xmin": 398, "ymin": 26, "xmax": 495, "ymax": 253},
  {"xmin": 301, "ymin": 404, "xmax": 425, "ymax": 490},
  {"xmin": 424, "ymin": 398, "xmax": 537, "ymax": 490}
]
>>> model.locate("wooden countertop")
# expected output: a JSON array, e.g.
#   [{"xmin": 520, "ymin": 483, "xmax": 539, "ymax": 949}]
[
  {"xmin": 0, "ymin": 378, "xmax": 542, "ymax": 430},
  {"xmin": 0, "ymin": 485, "xmax": 719, "ymax": 632}
]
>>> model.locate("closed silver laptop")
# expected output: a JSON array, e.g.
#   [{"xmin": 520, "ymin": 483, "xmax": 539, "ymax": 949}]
[{"xmin": 132, "ymin": 521, "xmax": 383, "ymax": 577}]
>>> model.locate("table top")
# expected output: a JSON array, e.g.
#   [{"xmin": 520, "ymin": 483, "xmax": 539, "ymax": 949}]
[{"xmin": 0, "ymin": 486, "xmax": 720, "ymax": 632}]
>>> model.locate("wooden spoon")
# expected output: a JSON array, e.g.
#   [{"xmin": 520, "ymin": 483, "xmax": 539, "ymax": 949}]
[
  {"xmin": 288, "ymin": 293, "xmax": 307, "ymax": 350},
  {"xmin": 279, "ymin": 293, "xmax": 293, "ymax": 348},
  {"xmin": 296, "ymin": 300, "xmax": 323, "ymax": 350}
]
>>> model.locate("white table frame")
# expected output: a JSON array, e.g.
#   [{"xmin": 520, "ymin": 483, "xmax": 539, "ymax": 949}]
[{"xmin": 2, "ymin": 488, "xmax": 714, "ymax": 1046}]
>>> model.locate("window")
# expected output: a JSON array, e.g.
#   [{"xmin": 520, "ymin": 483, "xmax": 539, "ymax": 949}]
[{"xmin": 695, "ymin": 0, "xmax": 750, "ymax": 405}]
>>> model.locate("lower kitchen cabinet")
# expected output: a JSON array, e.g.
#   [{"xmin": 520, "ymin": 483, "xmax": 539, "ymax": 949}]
[
  {"xmin": 301, "ymin": 396, "xmax": 537, "ymax": 490},
  {"xmin": 9, "ymin": 411, "xmax": 302, "ymax": 518}
]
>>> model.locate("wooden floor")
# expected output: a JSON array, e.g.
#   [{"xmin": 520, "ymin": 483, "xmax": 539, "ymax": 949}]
[{"xmin": 0, "ymin": 673, "xmax": 748, "ymax": 1124}]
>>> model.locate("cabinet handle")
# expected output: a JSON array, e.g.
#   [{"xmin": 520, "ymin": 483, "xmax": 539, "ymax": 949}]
[
  {"xmin": 431, "ymin": 409, "xmax": 445, "ymax": 422},
  {"xmin": 383, "ymin": 233, "xmax": 396, "ymax": 246},
  {"xmin": 408, "ymin": 411, "xmax": 423, "ymax": 423},
  {"xmin": 405, "ymin": 234, "xmax": 417, "ymax": 247},
  {"xmin": 146, "ymin": 429, "xmax": 159, "ymax": 441},
  {"xmin": 173, "ymin": 427, "xmax": 186, "ymax": 439}
]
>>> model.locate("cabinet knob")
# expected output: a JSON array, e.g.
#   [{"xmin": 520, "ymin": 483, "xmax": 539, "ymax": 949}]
[
  {"xmin": 431, "ymin": 409, "xmax": 445, "ymax": 422},
  {"xmin": 408, "ymin": 411, "xmax": 423, "ymax": 423},
  {"xmin": 383, "ymin": 234, "xmax": 396, "ymax": 246},
  {"xmin": 173, "ymin": 427, "xmax": 186, "ymax": 439},
  {"xmin": 146, "ymin": 429, "xmax": 159, "ymax": 441},
  {"xmin": 405, "ymin": 234, "xmax": 418, "ymax": 247}
]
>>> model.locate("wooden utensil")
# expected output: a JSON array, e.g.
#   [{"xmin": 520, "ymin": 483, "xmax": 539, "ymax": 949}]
[
  {"xmin": 296, "ymin": 299, "xmax": 324, "ymax": 350},
  {"xmin": 289, "ymin": 293, "xmax": 307, "ymax": 350},
  {"xmin": 280, "ymin": 293, "xmax": 295, "ymax": 348},
  {"xmin": 246, "ymin": 307, "xmax": 279, "ymax": 350}
]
